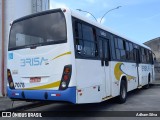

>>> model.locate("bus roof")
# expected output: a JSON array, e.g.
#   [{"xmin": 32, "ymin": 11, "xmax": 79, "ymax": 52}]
[
  {"xmin": 11, "ymin": 7, "xmax": 150, "ymax": 50},
  {"xmin": 69, "ymin": 8, "xmax": 150, "ymax": 50}
]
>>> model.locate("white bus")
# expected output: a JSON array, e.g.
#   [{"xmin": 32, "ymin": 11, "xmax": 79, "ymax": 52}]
[{"xmin": 7, "ymin": 8, "xmax": 155, "ymax": 104}]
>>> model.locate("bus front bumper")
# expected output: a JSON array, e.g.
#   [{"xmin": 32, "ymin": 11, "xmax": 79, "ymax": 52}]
[{"xmin": 7, "ymin": 87, "xmax": 76, "ymax": 104}]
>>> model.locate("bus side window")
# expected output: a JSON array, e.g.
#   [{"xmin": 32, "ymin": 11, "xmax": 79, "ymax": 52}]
[
  {"xmin": 141, "ymin": 47, "xmax": 147, "ymax": 63},
  {"xmin": 115, "ymin": 38, "xmax": 120, "ymax": 60},
  {"xmin": 115, "ymin": 37, "xmax": 126, "ymax": 60},
  {"xmin": 125, "ymin": 42, "xmax": 130, "ymax": 60},
  {"xmin": 93, "ymin": 29, "xmax": 98, "ymax": 57},
  {"xmin": 144, "ymin": 49, "xmax": 147, "ymax": 63},
  {"xmin": 75, "ymin": 22, "xmax": 83, "ymax": 55},
  {"xmin": 140, "ymin": 48, "xmax": 143, "ymax": 63},
  {"xmin": 133, "ymin": 44, "xmax": 137, "ymax": 62},
  {"xmin": 99, "ymin": 39, "xmax": 103, "ymax": 58},
  {"xmin": 146, "ymin": 50, "xmax": 150, "ymax": 63},
  {"xmin": 129, "ymin": 43, "xmax": 134, "ymax": 61},
  {"xmin": 150, "ymin": 51, "xmax": 154, "ymax": 64},
  {"xmin": 74, "ymin": 20, "xmax": 97, "ymax": 58},
  {"xmin": 82, "ymin": 24, "xmax": 96, "ymax": 57},
  {"xmin": 110, "ymin": 35, "xmax": 116, "ymax": 59},
  {"xmin": 118, "ymin": 38, "xmax": 126, "ymax": 60}
]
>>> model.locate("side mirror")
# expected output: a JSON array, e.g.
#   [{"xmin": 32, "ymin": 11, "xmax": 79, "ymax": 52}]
[{"xmin": 154, "ymin": 57, "xmax": 156, "ymax": 61}]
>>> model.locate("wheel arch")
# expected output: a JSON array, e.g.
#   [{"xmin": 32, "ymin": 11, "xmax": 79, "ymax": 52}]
[{"xmin": 119, "ymin": 75, "xmax": 128, "ymax": 92}]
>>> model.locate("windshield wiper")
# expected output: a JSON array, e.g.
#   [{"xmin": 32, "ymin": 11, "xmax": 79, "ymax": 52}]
[
  {"xmin": 30, "ymin": 45, "xmax": 37, "ymax": 49},
  {"xmin": 25, "ymin": 44, "xmax": 40, "ymax": 49}
]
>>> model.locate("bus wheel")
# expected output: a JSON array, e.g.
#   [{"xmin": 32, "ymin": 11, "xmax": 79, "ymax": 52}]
[
  {"xmin": 143, "ymin": 75, "xmax": 150, "ymax": 89},
  {"xmin": 118, "ymin": 80, "xmax": 127, "ymax": 104}
]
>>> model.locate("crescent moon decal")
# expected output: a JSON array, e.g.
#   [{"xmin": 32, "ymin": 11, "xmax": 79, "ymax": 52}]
[{"xmin": 114, "ymin": 63, "xmax": 136, "ymax": 81}]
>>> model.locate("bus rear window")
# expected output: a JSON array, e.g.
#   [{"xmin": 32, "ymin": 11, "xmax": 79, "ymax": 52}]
[{"xmin": 9, "ymin": 11, "xmax": 67, "ymax": 50}]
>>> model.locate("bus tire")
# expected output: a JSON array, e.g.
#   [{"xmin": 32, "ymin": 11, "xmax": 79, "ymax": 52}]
[
  {"xmin": 118, "ymin": 80, "xmax": 127, "ymax": 104},
  {"xmin": 143, "ymin": 74, "xmax": 150, "ymax": 89}
]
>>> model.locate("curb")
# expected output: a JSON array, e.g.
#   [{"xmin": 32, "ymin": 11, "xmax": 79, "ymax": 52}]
[{"xmin": 150, "ymin": 83, "xmax": 160, "ymax": 86}]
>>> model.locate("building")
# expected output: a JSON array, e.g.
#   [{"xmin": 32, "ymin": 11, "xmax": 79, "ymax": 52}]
[
  {"xmin": 144, "ymin": 37, "xmax": 160, "ymax": 80},
  {"xmin": 0, "ymin": 0, "xmax": 3, "ymax": 96},
  {"xmin": 0, "ymin": 0, "xmax": 49, "ymax": 96}
]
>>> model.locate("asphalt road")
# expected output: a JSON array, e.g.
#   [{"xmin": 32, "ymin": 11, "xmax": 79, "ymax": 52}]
[
  {"xmin": 25, "ymin": 85, "xmax": 160, "ymax": 112},
  {"xmin": 1, "ymin": 85, "xmax": 160, "ymax": 120}
]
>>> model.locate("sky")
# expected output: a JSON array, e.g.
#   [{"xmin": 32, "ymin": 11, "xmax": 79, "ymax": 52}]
[{"xmin": 49, "ymin": 0, "xmax": 160, "ymax": 44}]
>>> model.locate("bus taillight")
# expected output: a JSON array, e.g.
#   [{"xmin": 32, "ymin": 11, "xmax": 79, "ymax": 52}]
[
  {"xmin": 59, "ymin": 65, "xmax": 72, "ymax": 90},
  {"xmin": 64, "ymin": 67, "xmax": 71, "ymax": 74},
  {"xmin": 63, "ymin": 75, "xmax": 69, "ymax": 81},
  {"xmin": 7, "ymin": 69, "xmax": 15, "ymax": 89}
]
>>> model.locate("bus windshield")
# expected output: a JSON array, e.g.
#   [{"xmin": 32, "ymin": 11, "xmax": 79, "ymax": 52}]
[{"xmin": 9, "ymin": 11, "xmax": 67, "ymax": 50}]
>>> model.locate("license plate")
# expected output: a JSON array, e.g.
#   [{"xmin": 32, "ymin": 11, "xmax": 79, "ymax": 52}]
[{"xmin": 30, "ymin": 77, "xmax": 41, "ymax": 83}]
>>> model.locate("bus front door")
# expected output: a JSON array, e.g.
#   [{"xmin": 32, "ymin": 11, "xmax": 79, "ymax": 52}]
[{"xmin": 99, "ymin": 37, "xmax": 111, "ymax": 97}]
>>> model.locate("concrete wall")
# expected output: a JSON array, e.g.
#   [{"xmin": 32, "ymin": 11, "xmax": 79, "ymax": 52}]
[
  {"xmin": 1, "ymin": 0, "xmax": 49, "ymax": 96},
  {"xmin": 32, "ymin": 0, "xmax": 49, "ymax": 13},
  {"xmin": 4, "ymin": 0, "xmax": 33, "ymax": 96},
  {"xmin": 0, "ymin": 0, "xmax": 2, "ymax": 96}
]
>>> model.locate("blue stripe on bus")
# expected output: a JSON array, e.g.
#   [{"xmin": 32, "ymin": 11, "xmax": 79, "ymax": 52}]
[{"xmin": 7, "ymin": 87, "xmax": 76, "ymax": 104}]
